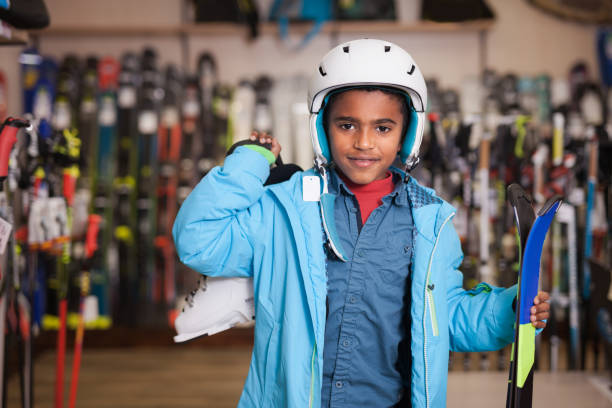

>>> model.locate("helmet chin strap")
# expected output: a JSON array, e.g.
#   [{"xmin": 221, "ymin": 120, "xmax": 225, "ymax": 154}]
[
  {"xmin": 406, "ymin": 157, "xmax": 421, "ymax": 172},
  {"xmin": 404, "ymin": 156, "xmax": 420, "ymax": 182},
  {"xmin": 314, "ymin": 155, "xmax": 326, "ymax": 177},
  {"xmin": 313, "ymin": 160, "xmax": 349, "ymax": 262}
]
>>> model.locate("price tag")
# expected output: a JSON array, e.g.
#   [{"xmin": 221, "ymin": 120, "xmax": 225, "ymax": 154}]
[
  {"xmin": 302, "ymin": 176, "xmax": 320, "ymax": 202},
  {"xmin": 0, "ymin": 216, "xmax": 12, "ymax": 255}
]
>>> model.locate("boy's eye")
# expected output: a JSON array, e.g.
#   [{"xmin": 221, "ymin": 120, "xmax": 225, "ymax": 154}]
[
  {"xmin": 339, "ymin": 123, "xmax": 354, "ymax": 130},
  {"xmin": 376, "ymin": 125, "xmax": 391, "ymax": 133}
]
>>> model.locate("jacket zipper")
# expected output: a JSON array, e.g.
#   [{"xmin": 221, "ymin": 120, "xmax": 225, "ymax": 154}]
[
  {"xmin": 426, "ymin": 287, "xmax": 439, "ymax": 337},
  {"xmin": 309, "ymin": 342, "xmax": 317, "ymax": 408},
  {"xmin": 423, "ymin": 212, "xmax": 455, "ymax": 408}
]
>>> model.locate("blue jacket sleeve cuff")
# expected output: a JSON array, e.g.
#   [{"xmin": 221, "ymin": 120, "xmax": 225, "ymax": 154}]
[{"xmin": 493, "ymin": 284, "xmax": 518, "ymax": 343}]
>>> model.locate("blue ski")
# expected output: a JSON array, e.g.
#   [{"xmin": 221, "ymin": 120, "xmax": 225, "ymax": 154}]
[{"xmin": 506, "ymin": 184, "xmax": 562, "ymax": 408}]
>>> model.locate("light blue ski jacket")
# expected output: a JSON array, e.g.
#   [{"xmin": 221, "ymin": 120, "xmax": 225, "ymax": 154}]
[{"xmin": 173, "ymin": 147, "xmax": 517, "ymax": 408}]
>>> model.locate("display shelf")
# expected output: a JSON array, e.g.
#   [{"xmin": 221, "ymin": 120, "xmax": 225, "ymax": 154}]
[
  {"xmin": 29, "ymin": 25, "xmax": 181, "ymax": 37},
  {"xmin": 28, "ymin": 19, "xmax": 493, "ymax": 73},
  {"xmin": 30, "ymin": 19, "xmax": 494, "ymax": 37},
  {"xmin": 183, "ymin": 19, "xmax": 494, "ymax": 35},
  {"xmin": 0, "ymin": 21, "xmax": 28, "ymax": 45},
  {"xmin": 319, "ymin": 19, "xmax": 494, "ymax": 33}
]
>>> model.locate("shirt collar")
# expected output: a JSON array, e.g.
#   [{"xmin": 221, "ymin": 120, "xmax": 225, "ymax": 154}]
[
  {"xmin": 327, "ymin": 167, "xmax": 409, "ymax": 207},
  {"xmin": 327, "ymin": 167, "xmax": 352, "ymax": 196}
]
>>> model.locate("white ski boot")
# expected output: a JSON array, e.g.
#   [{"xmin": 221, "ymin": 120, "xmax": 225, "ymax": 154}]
[{"xmin": 173, "ymin": 276, "xmax": 255, "ymax": 343}]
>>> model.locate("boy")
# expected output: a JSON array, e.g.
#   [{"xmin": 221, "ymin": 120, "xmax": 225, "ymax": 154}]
[{"xmin": 173, "ymin": 39, "xmax": 550, "ymax": 407}]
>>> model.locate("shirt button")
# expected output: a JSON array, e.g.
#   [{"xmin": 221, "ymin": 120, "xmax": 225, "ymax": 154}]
[
  {"xmin": 343, "ymin": 339, "xmax": 350, "ymax": 347},
  {"xmin": 349, "ymin": 296, "xmax": 357, "ymax": 303},
  {"xmin": 357, "ymin": 249, "xmax": 364, "ymax": 257},
  {"xmin": 335, "ymin": 381, "xmax": 343, "ymax": 389}
]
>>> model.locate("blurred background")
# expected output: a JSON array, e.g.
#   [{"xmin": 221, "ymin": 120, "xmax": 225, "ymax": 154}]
[{"xmin": 0, "ymin": 0, "xmax": 611, "ymax": 407}]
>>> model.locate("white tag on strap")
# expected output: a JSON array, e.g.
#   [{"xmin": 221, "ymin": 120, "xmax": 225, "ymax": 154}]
[
  {"xmin": 302, "ymin": 176, "xmax": 320, "ymax": 202},
  {"xmin": 0, "ymin": 216, "xmax": 12, "ymax": 255}
]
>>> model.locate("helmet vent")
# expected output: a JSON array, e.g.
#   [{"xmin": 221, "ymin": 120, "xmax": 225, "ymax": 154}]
[
  {"xmin": 384, "ymin": 45, "xmax": 391, "ymax": 52},
  {"xmin": 407, "ymin": 65, "xmax": 415, "ymax": 75},
  {"xmin": 342, "ymin": 46, "xmax": 349, "ymax": 53},
  {"xmin": 318, "ymin": 66, "xmax": 327, "ymax": 77}
]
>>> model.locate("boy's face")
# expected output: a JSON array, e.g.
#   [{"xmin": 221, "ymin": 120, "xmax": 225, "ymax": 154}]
[{"xmin": 327, "ymin": 89, "xmax": 404, "ymax": 185}]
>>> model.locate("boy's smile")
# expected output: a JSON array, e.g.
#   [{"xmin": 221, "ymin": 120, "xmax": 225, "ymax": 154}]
[{"xmin": 327, "ymin": 89, "xmax": 404, "ymax": 185}]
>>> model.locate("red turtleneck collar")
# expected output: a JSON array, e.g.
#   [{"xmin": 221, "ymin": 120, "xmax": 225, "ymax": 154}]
[{"xmin": 338, "ymin": 171, "xmax": 395, "ymax": 225}]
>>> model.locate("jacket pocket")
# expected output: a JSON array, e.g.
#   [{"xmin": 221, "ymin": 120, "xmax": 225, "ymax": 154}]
[
  {"xmin": 264, "ymin": 325, "xmax": 280, "ymax": 404},
  {"xmin": 256, "ymin": 303, "xmax": 280, "ymax": 406}
]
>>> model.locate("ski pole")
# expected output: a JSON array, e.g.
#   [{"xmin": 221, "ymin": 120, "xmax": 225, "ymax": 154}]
[
  {"xmin": 583, "ymin": 127, "xmax": 598, "ymax": 300},
  {"xmin": 68, "ymin": 214, "xmax": 101, "ymax": 408},
  {"xmin": 55, "ymin": 127, "xmax": 81, "ymax": 408},
  {"xmin": 0, "ymin": 117, "xmax": 30, "ymax": 190}
]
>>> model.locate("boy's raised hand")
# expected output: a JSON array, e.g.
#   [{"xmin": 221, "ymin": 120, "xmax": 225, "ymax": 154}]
[
  {"xmin": 250, "ymin": 131, "xmax": 281, "ymax": 160},
  {"xmin": 530, "ymin": 291, "xmax": 550, "ymax": 329}
]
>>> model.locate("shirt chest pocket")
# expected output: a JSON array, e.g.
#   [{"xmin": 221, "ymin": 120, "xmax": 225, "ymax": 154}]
[{"xmin": 369, "ymin": 235, "xmax": 412, "ymax": 285}]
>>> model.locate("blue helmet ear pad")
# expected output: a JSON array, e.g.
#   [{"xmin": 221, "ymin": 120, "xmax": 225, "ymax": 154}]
[
  {"xmin": 315, "ymin": 92, "xmax": 418, "ymax": 166},
  {"xmin": 399, "ymin": 105, "xmax": 419, "ymax": 165},
  {"xmin": 315, "ymin": 96, "xmax": 332, "ymax": 163}
]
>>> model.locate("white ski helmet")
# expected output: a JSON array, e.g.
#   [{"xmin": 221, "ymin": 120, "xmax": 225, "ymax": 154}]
[{"xmin": 308, "ymin": 38, "xmax": 427, "ymax": 169}]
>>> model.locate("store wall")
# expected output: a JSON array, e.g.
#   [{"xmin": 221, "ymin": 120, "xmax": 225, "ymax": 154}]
[
  {"xmin": 43, "ymin": 0, "xmax": 182, "ymax": 27},
  {"xmin": 486, "ymin": 0, "xmax": 597, "ymax": 78},
  {"xmin": 1, "ymin": 47, "xmax": 23, "ymax": 116},
  {"xmin": 0, "ymin": 0, "xmax": 599, "ymax": 116}
]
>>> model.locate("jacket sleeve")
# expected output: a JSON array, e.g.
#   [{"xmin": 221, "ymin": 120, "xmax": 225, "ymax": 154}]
[
  {"xmin": 443, "ymin": 223, "xmax": 517, "ymax": 352},
  {"xmin": 172, "ymin": 146, "xmax": 271, "ymax": 278}
]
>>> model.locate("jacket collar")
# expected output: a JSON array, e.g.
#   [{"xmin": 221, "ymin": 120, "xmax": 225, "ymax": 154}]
[
  {"xmin": 273, "ymin": 166, "xmax": 455, "ymax": 245},
  {"xmin": 328, "ymin": 167, "xmax": 409, "ymax": 207},
  {"xmin": 390, "ymin": 166, "xmax": 457, "ymax": 242}
]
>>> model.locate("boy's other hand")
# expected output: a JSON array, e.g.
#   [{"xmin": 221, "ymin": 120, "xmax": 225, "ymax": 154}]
[
  {"xmin": 250, "ymin": 131, "xmax": 281, "ymax": 159},
  {"xmin": 530, "ymin": 291, "xmax": 550, "ymax": 329}
]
